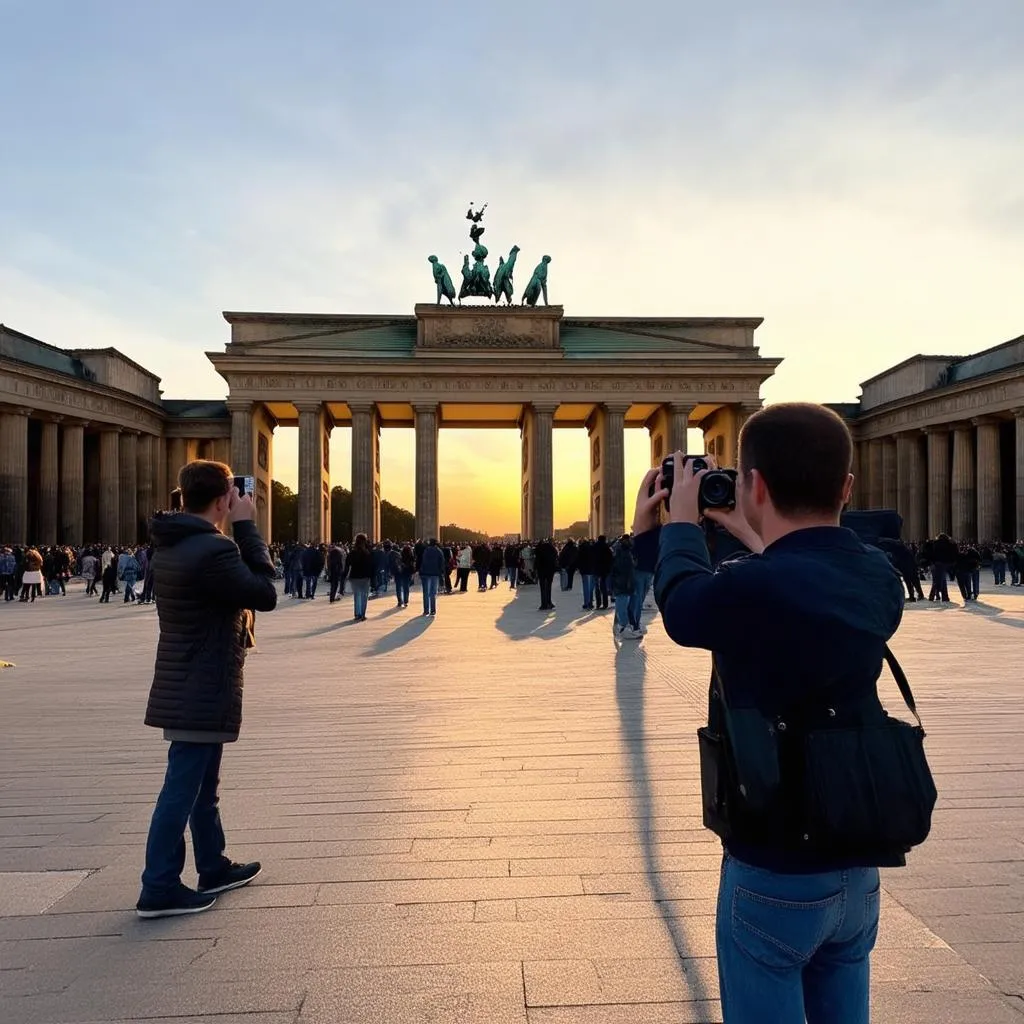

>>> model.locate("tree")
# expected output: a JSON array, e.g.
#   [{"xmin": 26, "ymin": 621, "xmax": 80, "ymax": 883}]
[{"xmin": 271, "ymin": 480, "xmax": 298, "ymax": 544}]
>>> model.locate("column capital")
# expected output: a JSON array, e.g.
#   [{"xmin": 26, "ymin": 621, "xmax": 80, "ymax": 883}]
[
  {"xmin": 412, "ymin": 402, "xmax": 440, "ymax": 417},
  {"xmin": 293, "ymin": 400, "xmax": 324, "ymax": 415},
  {"xmin": 0, "ymin": 404, "xmax": 33, "ymax": 417},
  {"xmin": 38, "ymin": 413, "xmax": 64, "ymax": 425},
  {"xmin": 920, "ymin": 424, "xmax": 950, "ymax": 435},
  {"xmin": 348, "ymin": 401, "xmax": 377, "ymax": 416},
  {"xmin": 602, "ymin": 401, "xmax": 632, "ymax": 415},
  {"xmin": 225, "ymin": 399, "xmax": 253, "ymax": 413},
  {"xmin": 529, "ymin": 401, "xmax": 559, "ymax": 416},
  {"xmin": 99, "ymin": 424, "xmax": 123, "ymax": 434},
  {"xmin": 971, "ymin": 415, "xmax": 1001, "ymax": 427}
]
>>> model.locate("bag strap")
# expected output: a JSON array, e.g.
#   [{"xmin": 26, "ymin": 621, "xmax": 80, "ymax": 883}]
[
  {"xmin": 881, "ymin": 644, "xmax": 923, "ymax": 729},
  {"xmin": 712, "ymin": 648, "xmax": 924, "ymax": 729}
]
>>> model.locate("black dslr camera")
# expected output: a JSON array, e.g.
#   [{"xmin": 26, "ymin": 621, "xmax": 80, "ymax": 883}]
[{"xmin": 650, "ymin": 455, "xmax": 737, "ymax": 513}]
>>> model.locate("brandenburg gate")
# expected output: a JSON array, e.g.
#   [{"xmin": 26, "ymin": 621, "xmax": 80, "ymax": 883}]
[{"xmin": 209, "ymin": 305, "xmax": 778, "ymax": 542}]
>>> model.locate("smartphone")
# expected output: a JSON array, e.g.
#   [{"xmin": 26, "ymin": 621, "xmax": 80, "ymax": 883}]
[{"xmin": 234, "ymin": 475, "xmax": 256, "ymax": 498}]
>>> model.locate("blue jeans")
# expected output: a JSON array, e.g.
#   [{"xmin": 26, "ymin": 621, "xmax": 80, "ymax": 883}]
[
  {"xmin": 613, "ymin": 591, "xmax": 634, "ymax": 630},
  {"xmin": 993, "ymin": 562, "xmax": 1006, "ymax": 584},
  {"xmin": 396, "ymin": 573, "xmax": 411, "ymax": 606},
  {"xmin": 304, "ymin": 574, "xmax": 318, "ymax": 598},
  {"xmin": 421, "ymin": 574, "xmax": 439, "ymax": 614},
  {"xmin": 581, "ymin": 574, "xmax": 594, "ymax": 607},
  {"xmin": 351, "ymin": 579, "xmax": 370, "ymax": 618},
  {"xmin": 141, "ymin": 742, "xmax": 230, "ymax": 898},
  {"xmin": 507, "ymin": 566, "xmax": 518, "ymax": 588},
  {"xmin": 717, "ymin": 853, "xmax": 880, "ymax": 1024},
  {"xmin": 630, "ymin": 570, "xmax": 652, "ymax": 627}
]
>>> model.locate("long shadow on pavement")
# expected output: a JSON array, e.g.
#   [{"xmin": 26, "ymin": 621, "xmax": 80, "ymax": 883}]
[
  {"xmin": 614, "ymin": 641, "xmax": 712, "ymax": 1004},
  {"xmin": 364, "ymin": 615, "xmax": 432, "ymax": 656},
  {"xmin": 494, "ymin": 589, "xmax": 593, "ymax": 642}
]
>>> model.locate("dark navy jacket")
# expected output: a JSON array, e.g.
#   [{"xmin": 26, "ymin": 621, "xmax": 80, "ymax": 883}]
[{"xmin": 635, "ymin": 522, "xmax": 905, "ymax": 871}]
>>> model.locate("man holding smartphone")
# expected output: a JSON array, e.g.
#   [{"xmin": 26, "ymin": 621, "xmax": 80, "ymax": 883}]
[{"xmin": 136, "ymin": 460, "xmax": 278, "ymax": 918}]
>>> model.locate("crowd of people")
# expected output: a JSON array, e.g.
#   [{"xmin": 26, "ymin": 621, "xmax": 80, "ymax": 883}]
[
  {"xmin": 2, "ymin": 533, "xmax": 1022, "ymax": 624},
  {"xmin": 272, "ymin": 534, "xmax": 655, "ymax": 636}
]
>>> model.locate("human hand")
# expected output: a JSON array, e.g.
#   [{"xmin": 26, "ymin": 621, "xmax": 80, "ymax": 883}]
[
  {"xmin": 631, "ymin": 466, "xmax": 668, "ymax": 535},
  {"xmin": 228, "ymin": 486, "xmax": 255, "ymax": 524},
  {"xmin": 703, "ymin": 505, "xmax": 765, "ymax": 554},
  {"xmin": 667, "ymin": 451, "xmax": 712, "ymax": 525}
]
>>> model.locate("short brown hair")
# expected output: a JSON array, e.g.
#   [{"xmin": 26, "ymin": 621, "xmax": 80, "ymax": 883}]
[
  {"xmin": 178, "ymin": 460, "xmax": 231, "ymax": 513},
  {"xmin": 738, "ymin": 403, "xmax": 852, "ymax": 516}
]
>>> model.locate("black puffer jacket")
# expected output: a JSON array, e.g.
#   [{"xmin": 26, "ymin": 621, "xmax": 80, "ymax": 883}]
[{"xmin": 144, "ymin": 514, "xmax": 277, "ymax": 739}]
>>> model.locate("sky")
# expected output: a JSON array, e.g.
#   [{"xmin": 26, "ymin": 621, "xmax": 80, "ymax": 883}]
[{"xmin": 1, "ymin": 1, "xmax": 1021, "ymax": 533}]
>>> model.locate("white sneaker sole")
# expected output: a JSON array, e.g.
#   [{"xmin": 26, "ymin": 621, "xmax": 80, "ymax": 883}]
[
  {"xmin": 136, "ymin": 897, "xmax": 217, "ymax": 919},
  {"xmin": 198, "ymin": 866, "xmax": 262, "ymax": 895}
]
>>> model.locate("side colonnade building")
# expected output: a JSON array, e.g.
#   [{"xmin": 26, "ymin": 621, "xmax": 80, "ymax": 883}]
[{"xmin": 837, "ymin": 334, "xmax": 1024, "ymax": 544}]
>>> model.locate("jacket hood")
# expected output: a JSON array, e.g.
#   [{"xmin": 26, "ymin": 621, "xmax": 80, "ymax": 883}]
[{"xmin": 149, "ymin": 512, "xmax": 220, "ymax": 549}]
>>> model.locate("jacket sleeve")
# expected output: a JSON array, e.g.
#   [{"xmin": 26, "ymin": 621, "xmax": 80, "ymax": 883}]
[
  {"xmin": 203, "ymin": 522, "xmax": 278, "ymax": 612},
  {"xmin": 653, "ymin": 523, "xmax": 741, "ymax": 651}
]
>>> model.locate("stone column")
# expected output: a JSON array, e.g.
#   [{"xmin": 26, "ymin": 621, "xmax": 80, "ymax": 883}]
[
  {"xmin": 414, "ymin": 404, "xmax": 439, "ymax": 541},
  {"xmin": 296, "ymin": 402, "xmax": 328, "ymax": 543},
  {"xmin": 531, "ymin": 404, "xmax": 555, "ymax": 541},
  {"xmin": 951, "ymin": 425, "xmax": 976, "ymax": 539},
  {"xmin": 212, "ymin": 437, "xmax": 232, "ymax": 465},
  {"xmin": 603, "ymin": 404, "xmax": 627, "ymax": 539},
  {"xmin": 119, "ymin": 432, "xmax": 138, "ymax": 545},
  {"xmin": 60, "ymin": 420, "xmax": 85, "ymax": 546},
  {"xmin": 166, "ymin": 437, "xmax": 187, "ymax": 500},
  {"xmin": 99, "ymin": 428, "xmax": 121, "ymax": 543},
  {"xmin": 351, "ymin": 404, "xmax": 380, "ymax": 541},
  {"xmin": 925, "ymin": 428, "xmax": 951, "ymax": 539},
  {"xmin": 733, "ymin": 402, "xmax": 761, "ymax": 455},
  {"xmin": 907, "ymin": 434, "xmax": 927, "ymax": 543},
  {"xmin": 667, "ymin": 403, "xmax": 690, "ymax": 456},
  {"xmin": 847, "ymin": 441, "xmax": 861, "ymax": 509},
  {"xmin": 1016, "ymin": 411, "xmax": 1024, "ymax": 541},
  {"xmin": 152, "ymin": 435, "xmax": 166, "ymax": 510},
  {"xmin": 136, "ymin": 435, "xmax": 154, "ymax": 527},
  {"xmin": 0, "ymin": 409, "xmax": 31, "ymax": 544},
  {"xmin": 38, "ymin": 418, "xmax": 60, "ymax": 545},
  {"xmin": 975, "ymin": 418, "xmax": 1002, "ymax": 543},
  {"xmin": 228, "ymin": 401, "xmax": 253, "ymax": 475},
  {"xmin": 895, "ymin": 434, "xmax": 913, "ymax": 529},
  {"xmin": 881, "ymin": 438, "xmax": 897, "ymax": 510},
  {"xmin": 867, "ymin": 439, "xmax": 883, "ymax": 508}
]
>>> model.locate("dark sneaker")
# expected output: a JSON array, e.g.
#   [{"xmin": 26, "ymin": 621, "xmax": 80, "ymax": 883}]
[
  {"xmin": 136, "ymin": 884, "xmax": 217, "ymax": 919},
  {"xmin": 198, "ymin": 861, "xmax": 262, "ymax": 895}
]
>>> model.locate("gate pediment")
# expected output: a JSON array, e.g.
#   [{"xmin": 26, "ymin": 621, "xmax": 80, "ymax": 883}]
[{"xmin": 414, "ymin": 304, "xmax": 563, "ymax": 351}]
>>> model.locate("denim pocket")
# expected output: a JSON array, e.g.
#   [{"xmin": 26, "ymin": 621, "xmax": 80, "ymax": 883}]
[
  {"xmin": 862, "ymin": 885, "xmax": 881, "ymax": 950},
  {"xmin": 731, "ymin": 885, "xmax": 842, "ymax": 969}
]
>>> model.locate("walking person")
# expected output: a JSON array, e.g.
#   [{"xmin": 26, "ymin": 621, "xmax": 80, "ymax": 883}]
[
  {"xmin": 137, "ymin": 460, "xmax": 277, "ymax": 918},
  {"xmin": 419, "ymin": 538, "xmax": 444, "ymax": 616},
  {"xmin": 0, "ymin": 546, "xmax": 15, "ymax": 602},
  {"xmin": 611, "ymin": 535, "xmax": 640, "ymax": 640},
  {"xmin": 396, "ymin": 543, "xmax": 415, "ymax": 608},
  {"xmin": 346, "ymin": 534, "xmax": 373, "ymax": 621},
  {"xmin": 118, "ymin": 547, "xmax": 142, "ymax": 603},
  {"xmin": 504, "ymin": 541, "xmax": 520, "ymax": 589},
  {"xmin": 577, "ymin": 538, "xmax": 595, "ymax": 609},
  {"xmin": 19, "ymin": 547, "xmax": 44, "ymax": 602},
  {"xmin": 456, "ymin": 544, "xmax": 472, "ymax": 592},
  {"xmin": 327, "ymin": 543, "xmax": 347, "ymax": 603},
  {"xmin": 593, "ymin": 535, "xmax": 613, "ymax": 610}
]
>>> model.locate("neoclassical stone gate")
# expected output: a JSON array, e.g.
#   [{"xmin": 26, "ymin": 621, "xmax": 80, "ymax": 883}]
[{"xmin": 209, "ymin": 305, "xmax": 780, "ymax": 542}]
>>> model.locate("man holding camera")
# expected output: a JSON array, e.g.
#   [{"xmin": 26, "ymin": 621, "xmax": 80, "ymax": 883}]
[
  {"xmin": 633, "ymin": 404, "xmax": 906, "ymax": 1023},
  {"xmin": 136, "ymin": 461, "xmax": 278, "ymax": 919}
]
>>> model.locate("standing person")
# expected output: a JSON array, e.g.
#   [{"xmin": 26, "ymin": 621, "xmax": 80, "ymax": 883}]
[
  {"xmin": 593, "ymin": 535, "xmax": 613, "ymax": 610},
  {"xmin": 928, "ymin": 534, "xmax": 956, "ymax": 602},
  {"xmin": 504, "ymin": 541, "xmax": 520, "ymax": 589},
  {"xmin": 327, "ymin": 543, "xmax": 347, "ymax": 603},
  {"xmin": 992, "ymin": 545, "xmax": 1007, "ymax": 586},
  {"xmin": 964, "ymin": 543, "xmax": 981, "ymax": 601},
  {"xmin": 442, "ymin": 543, "xmax": 455, "ymax": 594},
  {"xmin": 577, "ymin": 538, "xmax": 595, "ymax": 609},
  {"xmin": 611, "ymin": 535, "xmax": 640, "ymax": 639},
  {"xmin": 0, "ymin": 546, "xmax": 15, "ymax": 602},
  {"xmin": 418, "ymin": 538, "xmax": 444, "ymax": 616},
  {"xmin": 19, "ymin": 547, "xmax": 44, "ymax": 602},
  {"xmin": 456, "ymin": 544, "xmax": 472, "ymax": 592},
  {"xmin": 302, "ymin": 543, "xmax": 324, "ymax": 599},
  {"xmin": 629, "ymin": 537, "xmax": 653, "ymax": 634},
  {"xmin": 534, "ymin": 537, "xmax": 558, "ymax": 611},
  {"xmin": 488, "ymin": 543, "xmax": 503, "ymax": 589},
  {"xmin": 346, "ymin": 534, "xmax": 373, "ymax": 622},
  {"xmin": 473, "ymin": 542, "xmax": 489, "ymax": 591},
  {"xmin": 397, "ymin": 543, "xmax": 415, "ymax": 608},
  {"xmin": 99, "ymin": 559, "xmax": 117, "ymax": 602},
  {"xmin": 1010, "ymin": 541, "xmax": 1024, "ymax": 586},
  {"xmin": 559, "ymin": 538, "xmax": 578, "ymax": 592},
  {"xmin": 136, "ymin": 460, "xmax": 277, "ymax": 918},
  {"xmin": 80, "ymin": 549, "xmax": 98, "ymax": 596},
  {"xmin": 632, "ymin": 406, "xmax": 912, "ymax": 1024}
]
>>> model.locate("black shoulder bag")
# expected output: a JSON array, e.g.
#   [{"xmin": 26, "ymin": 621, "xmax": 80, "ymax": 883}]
[{"xmin": 698, "ymin": 647, "xmax": 938, "ymax": 857}]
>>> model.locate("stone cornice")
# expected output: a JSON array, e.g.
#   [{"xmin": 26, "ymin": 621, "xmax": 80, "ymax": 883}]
[
  {"xmin": 850, "ymin": 368, "xmax": 1024, "ymax": 440},
  {"xmin": 0, "ymin": 358, "xmax": 165, "ymax": 435}
]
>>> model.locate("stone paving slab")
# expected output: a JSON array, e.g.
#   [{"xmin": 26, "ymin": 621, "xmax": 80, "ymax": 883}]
[{"xmin": 1, "ymin": 579, "xmax": 1023, "ymax": 1021}]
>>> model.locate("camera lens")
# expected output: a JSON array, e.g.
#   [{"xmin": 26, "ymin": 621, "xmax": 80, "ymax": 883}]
[{"xmin": 698, "ymin": 470, "xmax": 737, "ymax": 511}]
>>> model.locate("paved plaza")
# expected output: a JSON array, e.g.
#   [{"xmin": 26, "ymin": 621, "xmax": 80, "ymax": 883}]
[{"xmin": 1, "ymin": 579, "xmax": 1023, "ymax": 1023}]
